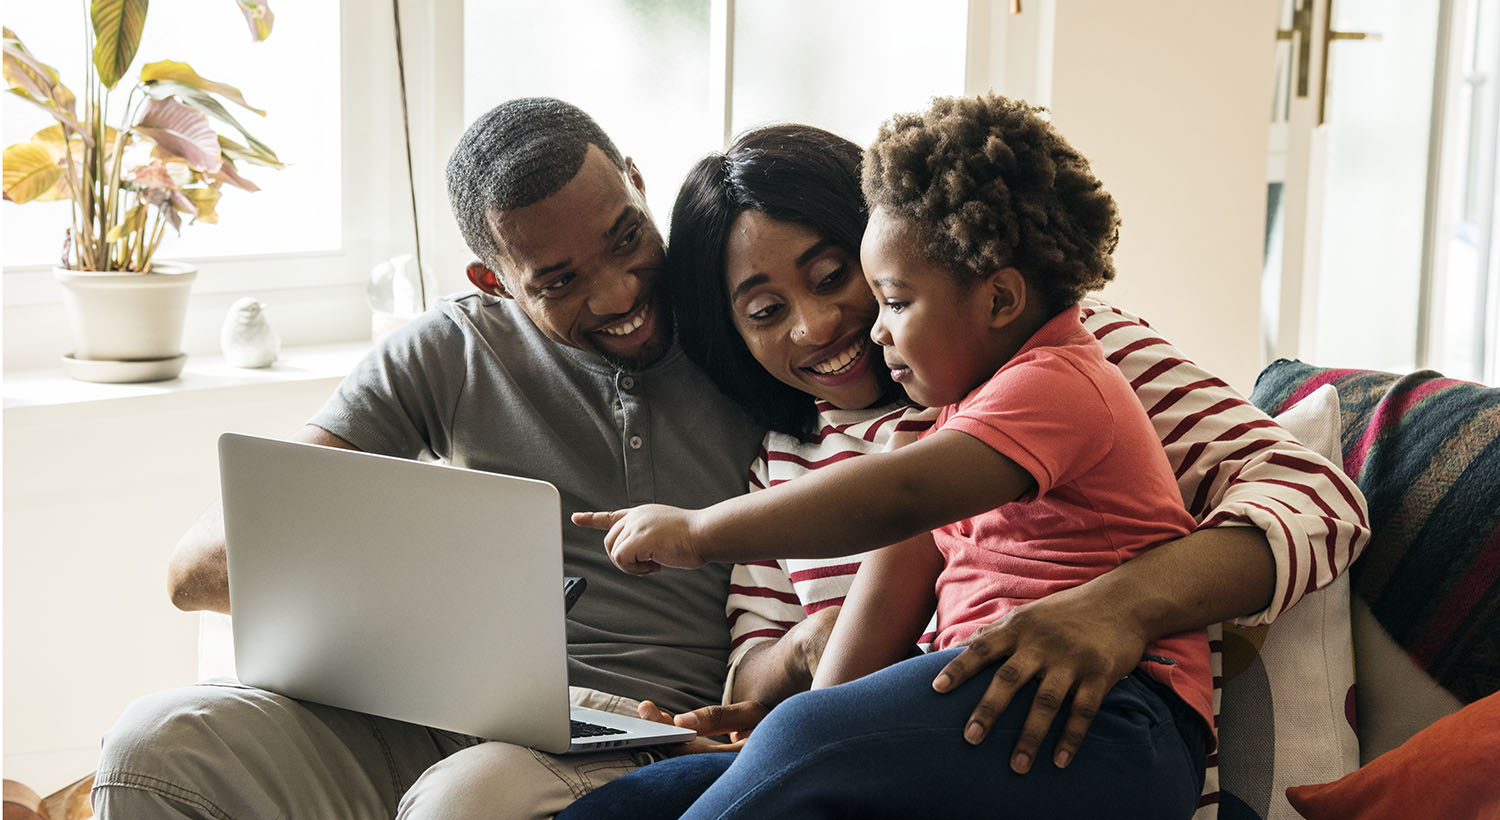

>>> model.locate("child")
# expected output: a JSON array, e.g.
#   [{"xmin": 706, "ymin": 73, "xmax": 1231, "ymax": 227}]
[{"xmin": 574, "ymin": 94, "xmax": 1212, "ymax": 818}]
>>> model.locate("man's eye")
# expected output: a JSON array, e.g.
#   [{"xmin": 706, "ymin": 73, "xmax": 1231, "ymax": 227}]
[
  {"xmin": 542, "ymin": 273, "xmax": 576, "ymax": 292},
  {"xmin": 617, "ymin": 225, "xmax": 641, "ymax": 250}
]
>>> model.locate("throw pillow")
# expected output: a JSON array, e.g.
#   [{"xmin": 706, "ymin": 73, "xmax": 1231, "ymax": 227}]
[
  {"xmin": 1250, "ymin": 361, "xmax": 1500, "ymax": 705},
  {"xmin": 1217, "ymin": 385, "xmax": 1361, "ymax": 820},
  {"xmin": 1285, "ymin": 690, "xmax": 1500, "ymax": 820}
]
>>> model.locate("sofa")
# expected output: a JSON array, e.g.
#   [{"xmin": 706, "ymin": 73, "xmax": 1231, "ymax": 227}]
[{"xmin": 1212, "ymin": 359, "xmax": 1500, "ymax": 820}]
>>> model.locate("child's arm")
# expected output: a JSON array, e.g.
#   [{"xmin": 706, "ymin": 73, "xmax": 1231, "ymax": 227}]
[
  {"xmin": 811, "ymin": 531, "xmax": 943, "ymax": 689},
  {"xmin": 572, "ymin": 429, "xmax": 1034, "ymax": 573}
]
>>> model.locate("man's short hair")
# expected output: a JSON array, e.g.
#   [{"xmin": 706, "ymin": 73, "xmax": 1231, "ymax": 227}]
[{"xmin": 446, "ymin": 98, "xmax": 627, "ymax": 269}]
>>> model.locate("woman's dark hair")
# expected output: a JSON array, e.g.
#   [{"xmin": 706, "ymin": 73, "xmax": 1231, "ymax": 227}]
[{"xmin": 666, "ymin": 124, "xmax": 871, "ymax": 438}]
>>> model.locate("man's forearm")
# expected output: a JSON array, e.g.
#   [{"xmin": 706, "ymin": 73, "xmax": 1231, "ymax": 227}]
[
  {"xmin": 166, "ymin": 425, "xmax": 358, "ymax": 615},
  {"xmin": 167, "ymin": 501, "xmax": 231, "ymax": 614},
  {"xmin": 1099, "ymin": 525, "xmax": 1276, "ymax": 638}
]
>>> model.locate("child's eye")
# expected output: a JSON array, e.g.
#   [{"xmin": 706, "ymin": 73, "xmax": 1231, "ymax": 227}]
[{"xmin": 883, "ymin": 299, "xmax": 908, "ymax": 314}]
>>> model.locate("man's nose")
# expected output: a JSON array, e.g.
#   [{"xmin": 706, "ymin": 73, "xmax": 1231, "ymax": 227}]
[{"xmin": 590, "ymin": 268, "xmax": 641, "ymax": 318}]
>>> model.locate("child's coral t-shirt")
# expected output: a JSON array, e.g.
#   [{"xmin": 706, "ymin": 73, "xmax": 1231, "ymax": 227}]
[{"xmin": 928, "ymin": 308, "xmax": 1213, "ymax": 736}]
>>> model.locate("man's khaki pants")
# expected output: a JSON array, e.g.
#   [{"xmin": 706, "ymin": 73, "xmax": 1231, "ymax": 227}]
[{"xmin": 93, "ymin": 680, "xmax": 660, "ymax": 819}]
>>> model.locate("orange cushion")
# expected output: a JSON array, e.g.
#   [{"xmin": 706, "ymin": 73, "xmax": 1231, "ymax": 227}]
[{"xmin": 1285, "ymin": 691, "xmax": 1500, "ymax": 819}]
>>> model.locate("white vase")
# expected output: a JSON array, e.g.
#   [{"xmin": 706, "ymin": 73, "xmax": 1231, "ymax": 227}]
[{"xmin": 53, "ymin": 261, "xmax": 197, "ymax": 382}]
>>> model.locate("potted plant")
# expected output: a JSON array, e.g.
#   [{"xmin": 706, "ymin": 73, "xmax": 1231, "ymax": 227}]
[{"xmin": 2, "ymin": 0, "xmax": 281, "ymax": 382}]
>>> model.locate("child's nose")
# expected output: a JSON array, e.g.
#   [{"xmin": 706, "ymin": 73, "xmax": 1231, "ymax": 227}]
[{"xmin": 870, "ymin": 312, "xmax": 891, "ymax": 346}]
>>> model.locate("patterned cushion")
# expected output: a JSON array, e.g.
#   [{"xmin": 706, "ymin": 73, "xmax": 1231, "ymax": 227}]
[
  {"xmin": 1250, "ymin": 361, "xmax": 1500, "ymax": 704},
  {"xmin": 1216, "ymin": 385, "xmax": 1359, "ymax": 820}
]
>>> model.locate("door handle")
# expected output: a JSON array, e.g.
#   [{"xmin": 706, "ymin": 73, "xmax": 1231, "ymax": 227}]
[{"xmin": 1275, "ymin": 0, "xmax": 1380, "ymax": 124}]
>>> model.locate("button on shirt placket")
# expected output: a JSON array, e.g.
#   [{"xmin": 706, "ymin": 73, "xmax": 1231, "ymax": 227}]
[{"xmin": 617, "ymin": 372, "xmax": 654, "ymax": 505}]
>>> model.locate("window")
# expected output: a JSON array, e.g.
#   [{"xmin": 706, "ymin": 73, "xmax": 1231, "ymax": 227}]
[
  {"xmin": 460, "ymin": 0, "xmax": 967, "ymax": 235},
  {"xmin": 1, "ymin": 0, "xmax": 341, "ymax": 265}
]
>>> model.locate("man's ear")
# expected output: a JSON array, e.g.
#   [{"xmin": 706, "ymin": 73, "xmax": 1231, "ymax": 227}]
[
  {"xmin": 466, "ymin": 261, "xmax": 512, "ymax": 299},
  {"xmin": 985, "ymin": 267, "xmax": 1028, "ymax": 328},
  {"xmin": 624, "ymin": 157, "xmax": 646, "ymax": 197}
]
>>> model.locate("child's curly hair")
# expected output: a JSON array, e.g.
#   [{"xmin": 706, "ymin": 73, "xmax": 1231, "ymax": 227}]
[{"xmin": 862, "ymin": 93, "xmax": 1119, "ymax": 315}]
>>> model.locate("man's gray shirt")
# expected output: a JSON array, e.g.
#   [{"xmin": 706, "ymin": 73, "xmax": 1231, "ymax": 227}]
[{"xmin": 309, "ymin": 293, "xmax": 765, "ymax": 714}]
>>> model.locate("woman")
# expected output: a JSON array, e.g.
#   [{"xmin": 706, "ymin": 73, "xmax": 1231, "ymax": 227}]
[{"xmin": 559, "ymin": 121, "xmax": 1368, "ymax": 818}]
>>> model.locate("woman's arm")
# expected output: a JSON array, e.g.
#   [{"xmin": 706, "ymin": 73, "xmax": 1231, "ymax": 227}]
[{"xmin": 812, "ymin": 532, "xmax": 942, "ymax": 689}]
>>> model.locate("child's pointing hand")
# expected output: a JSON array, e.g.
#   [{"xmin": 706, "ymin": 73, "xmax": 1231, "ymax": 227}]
[{"xmin": 571, "ymin": 504, "xmax": 707, "ymax": 575}]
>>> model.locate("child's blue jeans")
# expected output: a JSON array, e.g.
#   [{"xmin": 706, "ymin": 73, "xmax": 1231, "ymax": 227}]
[{"xmin": 558, "ymin": 648, "xmax": 1207, "ymax": 820}]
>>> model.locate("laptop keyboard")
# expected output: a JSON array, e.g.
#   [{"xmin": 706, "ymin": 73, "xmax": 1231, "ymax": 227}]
[{"xmin": 570, "ymin": 719, "xmax": 627, "ymax": 738}]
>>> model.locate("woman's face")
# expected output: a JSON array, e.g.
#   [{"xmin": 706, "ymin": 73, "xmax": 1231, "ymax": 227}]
[{"xmin": 723, "ymin": 210, "xmax": 887, "ymax": 410}]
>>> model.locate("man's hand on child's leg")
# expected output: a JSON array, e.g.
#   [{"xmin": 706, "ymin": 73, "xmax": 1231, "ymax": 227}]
[{"xmin": 930, "ymin": 582, "xmax": 1147, "ymax": 774}]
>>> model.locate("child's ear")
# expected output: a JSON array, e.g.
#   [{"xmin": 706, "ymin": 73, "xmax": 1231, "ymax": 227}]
[
  {"xmin": 466, "ymin": 261, "xmax": 513, "ymax": 299},
  {"xmin": 985, "ymin": 267, "xmax": 1028, "ymax": 328}
]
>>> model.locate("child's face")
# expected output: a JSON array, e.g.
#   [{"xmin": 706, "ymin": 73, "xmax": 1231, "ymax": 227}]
[{"xmin": 860, "ymin": 207, "xmax": 1005, "ymax": 408}]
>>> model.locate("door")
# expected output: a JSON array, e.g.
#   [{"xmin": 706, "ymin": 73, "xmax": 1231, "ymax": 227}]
[{"xmin": 1263, "ymin": 0, "xmax": 1441, "ymax": 373}]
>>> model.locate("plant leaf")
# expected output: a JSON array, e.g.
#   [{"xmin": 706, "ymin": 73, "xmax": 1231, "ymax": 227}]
[
  {"xmin": 210, "ymin": 156, "xmax": 260, "ymax": 192},
  {"xmin": 217, "ymin": 134, "xmax": 283, "ymax": 170},
  {"xmin": 105, "ymin": 203, "xmax": 147, "ymax": 243},
  {"xmin": 3, "ymin": 28, "xmax": 83, "ymax": 131},
  {"xmin": 140, "ymin": 60, "xmax": 265, "ymax": 115},
  {"xmin": 183, "ymin": 186, "xmax": 220, "ymax": 223},
  {"xmin": 91, "ymin": 0, "xmax": 149, "ymax": 90},
  {"xmin": 234, "ymin": 1, "xmax": 275, "ymax": 42},
  {"xmin": 134, "ymin": 97, "xmax": 222, "ymax": 172},
  {"xmin": 143, "ymin": 79, "xmax": 280, "ymax": 165},
  {"xmin": 2, "ymin": 142, "xmax": 64, "ymax": 203}
]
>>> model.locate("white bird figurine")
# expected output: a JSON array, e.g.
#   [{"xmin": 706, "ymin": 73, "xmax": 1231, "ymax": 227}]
[{"xmin": 220, "ymin": 297, "xmax": 281, "ymax": 368}]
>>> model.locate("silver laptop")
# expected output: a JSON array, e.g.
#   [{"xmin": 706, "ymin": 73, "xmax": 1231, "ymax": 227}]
[{"xmin": 218, "ymin": 432, "xmax": 695, "ymax": 754}]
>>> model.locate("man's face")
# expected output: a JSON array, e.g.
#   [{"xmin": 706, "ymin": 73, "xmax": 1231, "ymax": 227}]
[{"xmin": 477, "ymin": 145, "xmax": 671, "ymax": 370}]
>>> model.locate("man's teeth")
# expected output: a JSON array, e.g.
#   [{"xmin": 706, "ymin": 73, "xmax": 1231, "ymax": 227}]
[
  {"xmin": 600, "ymin": 307, "xmax": 647, "ymax": 336},
  {"xmin": 810, "ymin": 340, "xmax": 863, "ymax": 375}
]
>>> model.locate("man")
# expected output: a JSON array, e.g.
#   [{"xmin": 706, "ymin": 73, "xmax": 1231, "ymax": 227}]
[{"xmin": 94, "ymin": 97, "xmax": 765, "ymax": 819}]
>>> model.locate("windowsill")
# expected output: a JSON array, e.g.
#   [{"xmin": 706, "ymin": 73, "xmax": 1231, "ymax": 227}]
[{"xmin": 3, "ymin": 342, "xmax": 370, "ymax": 410}]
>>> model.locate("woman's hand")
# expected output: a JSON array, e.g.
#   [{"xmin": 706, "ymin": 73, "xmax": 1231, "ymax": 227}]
[
  {"xmin": 571, "ymin": 505, "xmax": 705, "ymax": 574},
  {"xmin": 930, "ymin": 582, "xmax": 1147, "ymax": 774},
  {"xmin": 634, "ymin": 700, "xmax": 766, "ymax": 755}
]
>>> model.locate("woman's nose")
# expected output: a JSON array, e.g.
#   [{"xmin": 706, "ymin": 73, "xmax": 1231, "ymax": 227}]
[{"xmin": 792, "ymin": 302, "xmax": 839, "ymax": 346}]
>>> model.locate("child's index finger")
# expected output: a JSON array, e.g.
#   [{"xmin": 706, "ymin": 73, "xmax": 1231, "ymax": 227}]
[{"xmin": 571, "ymin": 510, "xmax": 620, "ymax": 530}]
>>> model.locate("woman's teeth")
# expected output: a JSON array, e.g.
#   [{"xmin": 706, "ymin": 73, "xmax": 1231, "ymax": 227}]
[{"xmin": 810, "ymin": 340, "xmax": 864, "ymax": 375}]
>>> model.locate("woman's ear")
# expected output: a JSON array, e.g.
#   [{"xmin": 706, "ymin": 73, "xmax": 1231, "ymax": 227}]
[
  {"xmin": 985, "ymin": 267, "xmax": 1028, "ymax": 328},
  {"xmin": 466, "ymin": 261, "xmax": 512, "ymax": 299}
]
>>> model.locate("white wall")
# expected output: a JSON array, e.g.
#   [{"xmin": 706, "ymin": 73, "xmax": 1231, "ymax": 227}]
[
  {"xmin": 980, "ymin": 0, "xmax": 1280, "ymax": 392},
  {"xmin": 3, "ymin": 372, "xmax": 347, "ymax": 793}
]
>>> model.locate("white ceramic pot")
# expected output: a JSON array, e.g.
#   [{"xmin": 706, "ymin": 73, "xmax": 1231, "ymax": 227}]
[{"xmin": 53, "ymin": 261, "xmax": 197, "ymax": 382}]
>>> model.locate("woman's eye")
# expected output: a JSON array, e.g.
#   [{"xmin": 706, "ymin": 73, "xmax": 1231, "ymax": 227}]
[
  {"xmin": 747, "ymin": 302, "xmax": 783, "ymax": 322},
  {"xmin": 814, "ymin": 265, "xmax": 848, "ymax": 291}
]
